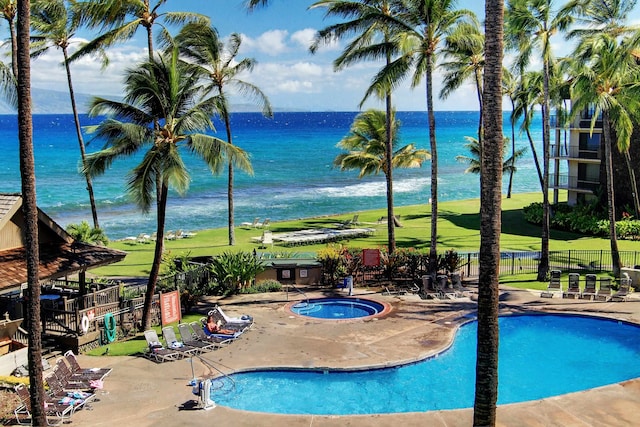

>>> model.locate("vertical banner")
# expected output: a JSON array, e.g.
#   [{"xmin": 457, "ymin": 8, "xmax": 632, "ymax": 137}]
[{"xmin": 160, "ymin": 290, "xmax": 181, "ymax": 326}]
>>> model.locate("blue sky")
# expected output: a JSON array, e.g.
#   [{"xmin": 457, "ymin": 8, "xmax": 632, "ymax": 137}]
[{"xmin": 27, "ymin": 0, "xmax": 638, "ymax": 112}]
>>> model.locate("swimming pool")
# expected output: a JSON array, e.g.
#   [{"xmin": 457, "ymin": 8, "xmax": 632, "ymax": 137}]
[
  {"xmin": 289, "ymin": 297, "xmax": 387, "ymax": 319},
  {"xmin": 209, "ymin": 314, "xmax": 640, "ymax": 414}
]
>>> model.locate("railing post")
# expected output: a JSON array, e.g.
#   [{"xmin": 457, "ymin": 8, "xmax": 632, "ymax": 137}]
[
  {"xmin": 511, "ymin": 252, "xmax": 515, "ymax": 275},
  {"xmin": 568, "ymin": 250, "xmax": 572, "ymax": 272}
]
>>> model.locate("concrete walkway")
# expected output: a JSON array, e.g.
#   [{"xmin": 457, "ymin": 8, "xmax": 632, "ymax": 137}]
[{"xmin": 70, "ymin": 286, "xmax": 640, "ymax": 427}]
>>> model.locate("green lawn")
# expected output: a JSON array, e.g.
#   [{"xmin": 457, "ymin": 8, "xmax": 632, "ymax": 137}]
[{"xmin": 93, "ymin": 191, "xmax": 637, "ymax": 278}]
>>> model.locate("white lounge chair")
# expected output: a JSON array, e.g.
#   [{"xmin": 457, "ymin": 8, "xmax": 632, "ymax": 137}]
[
  {"xmin": 241, "ymin": 217, "xmax": 260, "ymax": 228},
  {"xmin": 563, "ymin": 273, "xmax": 581, "ymax": 298},
  {"xmin": 581, "ymin": 274, "xmax": 598, "ymax": 300},
  {"xmin": 256, "ymin": 218, "xmax": 270, "ymax": 228},
  {"xmin": 257, "ymin": 230, "xmax": 273, "ymax": 248},
  {"xmin": 611, "ymin": 280, "xmax": 631, "ymax": 302},
  {"xmin": 595, "ymin": 277, "xmax": 613, "ymax": 301}
]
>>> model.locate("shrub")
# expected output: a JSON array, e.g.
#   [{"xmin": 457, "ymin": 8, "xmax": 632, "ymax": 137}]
[
  {"xmin": 241, "ymin": 279, "xmax": 283, "ymax": 294},
  {"xmin": 209, "ymin": 251, "xmax": 267, "ymax": 296},
  {"xmin": 317, "ymin": 244, "xmax": 346, "ymax": 286}
]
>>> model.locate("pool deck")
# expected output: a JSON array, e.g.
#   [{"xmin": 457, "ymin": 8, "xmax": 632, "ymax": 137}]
[{"xmin": 70, "ymin": 285, "xmax": 640, "ymax": 427}]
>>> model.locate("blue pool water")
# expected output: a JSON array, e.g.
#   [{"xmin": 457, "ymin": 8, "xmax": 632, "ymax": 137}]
[
  {"xmin": 290, "ymin": 298, "xmax": 385, "ymax": 319},
  {"xmin": 210, "ymin": 315, "xmax": 640, "ymax": 415}
]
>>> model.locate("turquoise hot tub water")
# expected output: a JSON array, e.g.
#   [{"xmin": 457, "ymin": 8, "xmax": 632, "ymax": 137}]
[
  {"xmin": 209, "ymin": 314, "xmax": 640, "ymax": 415},
  {"xmin": 290, "ymin": 297, "xmax": 385, "ymax": 319}
]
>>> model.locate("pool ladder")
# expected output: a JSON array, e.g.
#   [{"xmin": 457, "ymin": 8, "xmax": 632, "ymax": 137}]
[
  {"xmin": 196, "ymin": 355, "xmax": 236, "ymax": 394},
  {"xmin": 287, "ymin": 283, "xmax": 309, "ymax": 305}
]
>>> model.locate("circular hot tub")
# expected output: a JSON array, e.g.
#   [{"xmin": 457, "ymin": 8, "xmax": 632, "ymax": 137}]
[{"xmin": 289, "ymin": 297, "xmax": 388, "ymax": 320}]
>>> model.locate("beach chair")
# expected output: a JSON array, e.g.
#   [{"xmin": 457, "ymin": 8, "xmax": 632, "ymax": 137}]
[
  {"xmin": 45, "ymin": 374, "xmax": 96, "ymax": 412},
  {"xmin": 257, "ymin": 230, "xmax": 273, "ymax": 249},
  {"xmin": 189, "ymin": 321, "xmax": 235, "ymax": 346},
  {"xmin": 207, "ymin": 309, "xmax": 249, "ymax": 333},
  {"xmin": 212, "ymin": 305, "xmax": 254, "ymax": 330},
  {"xmin": 581, "ymin": 274, "xmax": 597, "ymax": 300},
  {"xmin": 421, "ymin": 275, "xmax": 440, "ymax": 300},
  {"xmin": 241, "ymin": 217, "xmax": 260, "ymax": 228},
  {"xmin": 52, "ymin": 359, "xmax": 97, "ymax": 389},
  {"xmin": 436, "ymin": 274, "xmax": 457, "ymax": 299},
  {"xmin": 256, "ymin": 218, "xmax": 270, "ymax": 228},
  {"xmin": 143, "ymin": 329, "xmax": 184, "ymax": 363},
  {"xmin": 14, "ymin": 384, "xmax": 74, "ymax": 426},
  {"xmin": 611, "ymin": 280, "xmax": 631, "ymax": 302},
  {"xmin": 162, "ymin": 326, "xmax": 203, "ymax": 356},
  {"xmin": 595, "ymin": 277, "xmax": 613, "ymax": 302},
  {"xmin": 541, "ymin": 270, "xmax": 562, "ymax": 298},
  {"xmin": 178, "ymin": 323, "xmax": 219, "ymax": 351},
  {"xmin": 64, "ymin": 350, "xmax": 112, "ymax": 380},
  {"xmin": 563, "ymin": 273, "xmax": 581, "ymax": 299}
]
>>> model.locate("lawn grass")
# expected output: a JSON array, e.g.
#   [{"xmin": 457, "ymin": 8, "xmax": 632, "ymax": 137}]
[
  {"xmin": 93, "ymin": 191, "xmax": 637, "ymax": 278},
  {"xmin": 85, "ymin": 313, "xmax": 205, "ymax": 356}
]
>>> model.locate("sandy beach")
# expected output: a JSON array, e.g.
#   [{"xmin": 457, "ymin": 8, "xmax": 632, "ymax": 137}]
[{"xmin": 64, "ymin": 285, "xmax": 640, "ymax": 427}]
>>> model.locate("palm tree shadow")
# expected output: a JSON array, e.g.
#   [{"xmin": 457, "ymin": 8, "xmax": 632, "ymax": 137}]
[{"xmin": 440, "ymin": 208, "xmax": 583, "ymax": 241}]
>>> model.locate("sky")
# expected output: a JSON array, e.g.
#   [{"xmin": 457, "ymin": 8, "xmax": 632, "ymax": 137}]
[{"xmin": 24, "ymin": 0, "xmax": 640, "ymax": 112}]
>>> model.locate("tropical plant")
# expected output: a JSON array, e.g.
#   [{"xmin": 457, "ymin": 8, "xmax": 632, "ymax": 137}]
[
  {"xmin": 317, "ymin": 244, "xmax": 345, "ymax": 286},
  {"xmin": 16, "ymin": 0, "xmax": 46, "ymax": 422},
  {"xmin": 569, "ymin": 31, "xmax": 640, "ymax": 276},
  {"xmin": 372, "ymin": 0, "xmax": 476, "ymax": 271},
  {"xmin": 71, "ymin": 0, "xmax": 209, "ymax": 63},
  {"xmin": 84, "ymin": 47, "xmax": 252, "ymax": 330},
  {"xmin": 334, "ymin": 110, "xmax": 430, "ymax": 239},
  {"xmin": 66, "ymin": 221, "xmax": 109, "ymax": 245},
  {"xmin": 440, "ymin": 19, "xmax": 484, "ymax": 145},
  {"xmin": 310, "ymin": 0, "xmax": 405, "ymax": 253},
  {"xmin": 172, "ymin": 23, "xmax": 272, "ymax": 246},
  {"xmin": 0, "ymin": 0, "xmax": 17, "ymax": 77},
  {"xmin": 502, "ymin": 67, "xmax": 519, "ymax": 198},
  {"xmin": 505, "ymin": 0, "xmax": 575, "ymax": 281},
  {"xmin": 474, "ymin": 0, "xmax": 504, "ymax": 423},
  {"xmin": 209, "ymin": 251, "xmax": 267, "ymax": 296},
  {"xmin": 456, "ymin": 136, "xmax": 526, "ymax": 175},
  {"xmin": 30, "ymin": 0, "xmax": 103, "ymax": 229}
]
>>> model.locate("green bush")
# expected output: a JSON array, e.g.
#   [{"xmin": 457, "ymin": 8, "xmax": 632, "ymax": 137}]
[
  {"xmin": 241, "ymin": 279, "xmax": 283, "ymax": 294},
  {"xmin": 209, "ymin": 251, "xmax": 267, "ymax": 296}
]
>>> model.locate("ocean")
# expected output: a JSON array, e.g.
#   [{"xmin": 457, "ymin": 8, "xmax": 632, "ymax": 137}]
[{"xmin": 0, "ymin": 111, "xmax": 542, "ymax": 240}]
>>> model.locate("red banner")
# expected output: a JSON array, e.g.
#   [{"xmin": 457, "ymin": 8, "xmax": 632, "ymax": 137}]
[
  {"xmin": 160, "ymin": 290, "xmax": 181, "ymax": 326},
  {"xmin": 362, "ymin": 249, "xmax": 381, "ymax": 267}
]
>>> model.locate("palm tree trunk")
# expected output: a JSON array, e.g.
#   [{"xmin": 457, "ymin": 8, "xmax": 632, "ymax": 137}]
[
  {"xmin": 507, "ymin": 98, "xmax": 516, "ymax": 198},
  {"xmin": 384, "ymin": 30, "xmax": 395, "ymax": 254},
  {"xmin": 141, "ymin": 180, "xmax": 168, "ymax": 331},
  {"xmin": 63, "ymin": 47, "xmax": 99, "ymax": 229},
  {"xmin": 473, "ymin": 0, "xmax": 503, "ymax": 424},
  {"xmin": 536, "ymin": 61, "xmax": 551, "ymax": 281},
  {"xmin": 223, "ymin": 109, "xmax": 236, "ymax": 246},
  {"xmin": 623, "ymin": 150, "xmax": 640, "ymax": 218},
  {"xmin": 10, "ymin": 16, "xmax": 17, "ymax": 78},
  {"xmin": 426, "ymin": 53, "xmax": 438, "ymax": 273},
  {"xmin": 603, "ymin": 112, "xmax": 621, "ymax": 276},
  {"xmin": 523, "ymin": 104, "xmax": 544, "ymax": 189},
  {"xmin": 17, "ymin": 1, "xmax": 46, "ymax": 423}
]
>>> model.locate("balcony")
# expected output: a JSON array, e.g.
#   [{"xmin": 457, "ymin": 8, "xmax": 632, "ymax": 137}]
[
  {"xmin": 552, "ymin": 174, "xmax": 600, "ymax": 193},
  {"xmin": 549, "ymin": 144, "xmax": 601, "ymax": 160}
]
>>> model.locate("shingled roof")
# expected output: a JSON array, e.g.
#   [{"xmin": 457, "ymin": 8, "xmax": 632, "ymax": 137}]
[{"xmin": 0, "ymin": 193, "xmax": 127, "ymax": 293}]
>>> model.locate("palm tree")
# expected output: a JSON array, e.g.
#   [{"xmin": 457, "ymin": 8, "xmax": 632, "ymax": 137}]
[
  {"xmin": 310, "ymin": 0, "xmax": 404, "ymax": 253},
  {"xmin": 372, "ymin": 0, "xmax": 476, "ymax": 271},
  {"xmin": 172, "ymin": 23, "xmax": 272, "ymax": 246},
  {"xmin": 334, "ymin": 110, "xmax": 430, "ymax": 211},
  {"xmin": 84, "ymin": 47, "xmax": 252, "ymax": 330},
  {"xmin": 66, "ymin": 221, "xmax": 109, "ymax": 245},
  {"xmin": 474, "ymin": 0, "xmax": 504, "ymax": 424},
  {"xmin": 502, "ymin": 68, "xmax": 519, "ymax": 198},
  {"xmin": 71, "ymin": 0, "xmax": 209, "ymax": 63},
  {"xmin": 17, "ymin": 0, "xmax": 46, "ymax": 423},
  {"xmin": 570, "ymin": 32, "xmax": 640, "ymax": 276},
  {"xmin": 0, "ymin": 0, "xmax": 17, "ymax": 77},
  {"xmin": 456, "ymin": 136, "xmax": 526, "ymax": 175},
  {"xmin": 569, "ymin": 0, "xmax": 640, "ymax": 218},
  {"xmin": 30, "ymin": 0, "xmax": 102, "ymax": 229},
  {"xmin": 505, "ymin": 0, "xmax": 575, "ymax": 281},
  {"xmin": 440, "ymin": 20, "xmax": 484, "ymax": 145}
]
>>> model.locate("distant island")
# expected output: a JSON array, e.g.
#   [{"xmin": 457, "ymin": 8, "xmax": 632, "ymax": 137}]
[{"xmin": 0, "ymin": 87, "xmax": 308, "ymax": 115}]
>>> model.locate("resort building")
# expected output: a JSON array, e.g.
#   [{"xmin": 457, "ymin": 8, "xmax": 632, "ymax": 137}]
[{"xmin": 551, "ymin": 106, "xmax": 602, "ymax": 206}]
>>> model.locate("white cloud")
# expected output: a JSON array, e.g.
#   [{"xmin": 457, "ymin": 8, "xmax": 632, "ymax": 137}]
[
  {"xmin": 254, "ymin": 30, "xmax": 290, "ymax": 56},
  {"xmin": 290, "ymin": 28, "xmax": 317, "ymax": 51}
]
